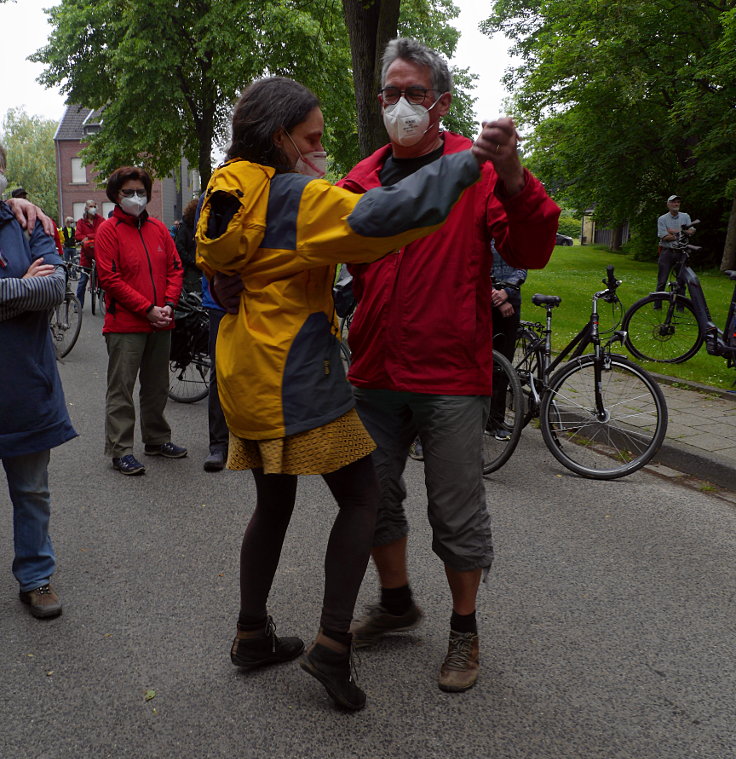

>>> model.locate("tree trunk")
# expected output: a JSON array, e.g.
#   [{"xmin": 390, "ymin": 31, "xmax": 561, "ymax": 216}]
[
  {"xmin": 610, "ymin": 224, "xmax": 623, "ymax": 252},
  {"xmin": 720, "ymin": 193, "xmax": 736, "ymax": 271},
  {"xmin": 342, "ymin": 0, "xmax": 401, "ymax": 158}
]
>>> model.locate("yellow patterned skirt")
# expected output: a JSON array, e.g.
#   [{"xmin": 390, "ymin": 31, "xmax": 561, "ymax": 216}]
[{"xmin": 227, "ymin": 408, "xmax": 376, "ymax": 475}]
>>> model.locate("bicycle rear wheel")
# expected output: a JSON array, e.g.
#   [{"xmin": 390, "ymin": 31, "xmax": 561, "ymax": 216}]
[
  {"xmin": 50, "ymin": 293, "xmax": 83, "ymax": 358},
  {"xmin": 539, "ymin": 354, "xmax": 667, "ymax": 480},
  {"xmin": 482, "ymin": 350, "xmax": 524, "ymax": 474},
  {"xmin": 168, "ymin": 354, "xmax": 211, "ymax": 403},
  {"xmin": 623, "ymin": 293, "xmax": 702, "ymax": 363}
]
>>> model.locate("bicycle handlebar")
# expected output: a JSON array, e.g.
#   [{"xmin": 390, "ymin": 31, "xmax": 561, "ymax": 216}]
[{"xmin": 597, "ymin": 266, "xmax": 622, "ymax": 302}]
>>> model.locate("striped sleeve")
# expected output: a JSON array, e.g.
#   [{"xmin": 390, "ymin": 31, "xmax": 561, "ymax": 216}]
[{"xmin": 0, "ymin": 266, "xmax": 66, "ymax": 322}]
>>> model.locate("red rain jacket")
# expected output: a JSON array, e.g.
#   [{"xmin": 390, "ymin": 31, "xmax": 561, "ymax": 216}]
[
  {"xmin": 339, "ymin": 131, "xmax": 560, "ymax": 395},
  {"xmin": 95, "ymin": 206, "xmax": 183, "ymax": 334}
]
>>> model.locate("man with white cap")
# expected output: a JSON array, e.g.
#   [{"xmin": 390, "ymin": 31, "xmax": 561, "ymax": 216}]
[{"xmin": 656, "ymin": 194, "xmax": 695, "ymax": 294}]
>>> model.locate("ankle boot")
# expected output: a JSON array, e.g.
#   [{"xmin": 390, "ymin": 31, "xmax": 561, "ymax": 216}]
[
  {"xmin": 300, "ymin": 631, "xmax": 366, "ymax": 711},
  {"xmin": 230, "ymin": 615, "xmax": 304, "ymax": 670}
]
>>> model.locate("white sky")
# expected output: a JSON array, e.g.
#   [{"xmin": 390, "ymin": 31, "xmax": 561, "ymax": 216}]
[{"xmin": 0, "ymin": 0, "xmax": 516, "ymax": 129}]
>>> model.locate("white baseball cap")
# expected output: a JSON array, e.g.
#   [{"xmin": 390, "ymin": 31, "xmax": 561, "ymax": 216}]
[{"xmin": 667, "ymin": 194, "xmax": 681, "ymax": 202}]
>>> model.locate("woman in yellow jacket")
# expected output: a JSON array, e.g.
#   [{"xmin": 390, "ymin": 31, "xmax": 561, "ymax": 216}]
[{"xmin": 197, "ymin": 76, "xmax": 501, "ymax": 711}]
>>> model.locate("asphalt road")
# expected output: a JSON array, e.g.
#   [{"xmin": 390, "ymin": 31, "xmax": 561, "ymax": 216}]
[{"xmin": 1, "ymin": 312, "xmax": 735, "ymax": 759}]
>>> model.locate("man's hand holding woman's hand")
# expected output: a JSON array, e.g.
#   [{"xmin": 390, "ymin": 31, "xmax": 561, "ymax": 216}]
[{"xmin": 472, "ymin": 117, "xmax": 525, "ymax": 196}]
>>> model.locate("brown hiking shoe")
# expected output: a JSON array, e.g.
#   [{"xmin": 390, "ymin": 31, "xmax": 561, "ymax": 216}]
[
  {"xmin": 438, "ymin": 630, "xmax": 479, "ymax": 692},
  {"xmin": 19, "ymin": 584, "xmax": 62, "ymax": 619},
  {"xmin": 350, "ymin": 602, "xmax": 423, "ymax": 649}
]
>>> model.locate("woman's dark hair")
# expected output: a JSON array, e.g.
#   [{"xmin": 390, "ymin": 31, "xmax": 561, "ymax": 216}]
[
  {"xmin": 182, "ymin": 198, "xmax": 199, "ymax": 228},
  {"xmin": 106, "ymin": 166, "xmax": 153, "ymax": 204},
  {"xmin": 226, "ymin": 76, "xmax": 320, "ymax": 173}
]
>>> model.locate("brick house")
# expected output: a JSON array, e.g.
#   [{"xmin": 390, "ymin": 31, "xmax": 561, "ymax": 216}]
[{"xmin": 54, "ymin": 105, "xmax": 199, "ymax": 226}]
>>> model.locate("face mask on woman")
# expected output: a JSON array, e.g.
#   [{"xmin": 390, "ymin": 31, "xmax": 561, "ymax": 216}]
[
  {"xmin": 87, "ymin": 206, "xmax": 97, "ymax": 217},
  {"xmin": 285, "ymin": 131, "xmax": 327, "ymax": 178},
  {"xmin": 382, "ymin": 95, "xmax": 442, "ymax": 147},
  {"xmin": 120, "ymin": 194, "xmax": 147, "ymax": 217}
]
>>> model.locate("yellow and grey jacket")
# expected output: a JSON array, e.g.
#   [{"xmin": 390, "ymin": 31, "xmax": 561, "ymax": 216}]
[{"xmin": 196, "ymin": 153, "xmax": 480, "ymax": 440}]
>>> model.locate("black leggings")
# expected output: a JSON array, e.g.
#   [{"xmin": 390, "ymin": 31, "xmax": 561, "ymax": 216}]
[{"xmin": 239, "ymin": 454, "xmax": 378, "ymax": 633}]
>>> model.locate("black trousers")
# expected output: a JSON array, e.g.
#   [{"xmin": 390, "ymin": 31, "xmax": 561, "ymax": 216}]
[
  {"xmin": 490, "ymin": 304, "xmax": 520, "ymax": 425},
  {"xmin": 207, "ymin": 309, "xmax": 229, "ymax": 454},
  {"xmin": 239, "ymin": 455, "xmax": 379, "ymax": 633}
]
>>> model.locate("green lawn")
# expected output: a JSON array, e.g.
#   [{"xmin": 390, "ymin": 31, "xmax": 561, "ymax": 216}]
[{"xmin": 522, "ymin": 245, "xmax": 735, "ymax": 390}]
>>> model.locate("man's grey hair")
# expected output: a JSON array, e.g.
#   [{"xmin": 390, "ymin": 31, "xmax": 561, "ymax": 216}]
[{"xmin": 381, "ymin": 38, "xmax": 453, "ymax": 93}]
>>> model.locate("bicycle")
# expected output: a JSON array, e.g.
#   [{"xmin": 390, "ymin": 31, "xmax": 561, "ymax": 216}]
[
  {"xmin": 49, "ymin": 262, "xmax": 83, "ymax": 359},
  {"xmin": 481, "ymin": 349, "xmax": 524, "ymax": 473},
  {"xmin": 77, "ymin": 259, "xmax": 106, "ymax": 316},
  {"xmin": 486, "ymin": 266, "xmax": 668, "ymax": 480},
  {"xmin": 623, "ymin": 223, "xmax": 736, "ymax": 365},
  {"xmin": 168, "ymin": 290, "xmax": 211, "ymax": 403}
]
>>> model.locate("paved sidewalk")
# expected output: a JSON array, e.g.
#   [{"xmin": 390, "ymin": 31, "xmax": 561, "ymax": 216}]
[{"xmin": 649, "ymin": 372, "xmax": 736, "ymax": 491}]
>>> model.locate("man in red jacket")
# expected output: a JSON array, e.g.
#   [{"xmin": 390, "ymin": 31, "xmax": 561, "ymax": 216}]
[
  {"xmin": 346, "ymin": 38, "xmax": 560, "ymax": 693},
  {"xmin": 75, "ymin": 199, "xmax": 103, "ymax": 308}
]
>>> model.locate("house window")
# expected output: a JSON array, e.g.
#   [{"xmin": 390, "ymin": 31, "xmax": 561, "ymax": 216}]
[
  {"xmin": 71, "ymin": 158, "xmax": 86, "ymax": 184},
  {"xmin": 102, "ymin": 202, "xmax": 115, "ymax": 218},
  {"xmin": 72, "ymin": 202, "xmax": 86, "ymax": 221}
]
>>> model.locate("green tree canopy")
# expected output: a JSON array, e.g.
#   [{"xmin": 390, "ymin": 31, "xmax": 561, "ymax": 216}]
[
  {"xmin": 1, "ymin": 108, "xmax": 59, "ymax": 221},
  {"xmin": 483, "ymin": 0, "xmax": 736, "ymax": 261},
  {"xmin": 34, "ymin": 0, "xmax": 476, "ymax": 187}
]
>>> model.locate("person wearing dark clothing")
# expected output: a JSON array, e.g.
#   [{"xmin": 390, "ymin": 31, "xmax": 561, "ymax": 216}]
[
  {"xmin": 201, "ymin": 276, "xmax": 228, "ymax": 471},
  {"xmin": 489, "ymin": 243, "xmax": 527, "ymax": 439},
  {"xmin": 175, "ymin": 199, "xmax": 202, "ymax": 294}
]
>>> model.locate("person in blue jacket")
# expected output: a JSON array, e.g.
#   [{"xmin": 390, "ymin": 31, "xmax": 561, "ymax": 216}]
[{"xmin": 0, "ymin": 143, "xmax": 77, "ymax": 619}]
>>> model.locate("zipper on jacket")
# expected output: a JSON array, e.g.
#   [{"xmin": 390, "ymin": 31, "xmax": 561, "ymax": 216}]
[{"xmin": 137, "ymin": 220, "xmax": 158, "ymax": 305}]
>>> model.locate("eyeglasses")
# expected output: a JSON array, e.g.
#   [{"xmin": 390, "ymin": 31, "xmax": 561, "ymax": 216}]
[
  {"xmin": 379, "ymin": 87, "xmax": 436, "ymax": 106},
  {"xmin": 120, "ymin": 189, "xmax": 147, "ymax": 198}
]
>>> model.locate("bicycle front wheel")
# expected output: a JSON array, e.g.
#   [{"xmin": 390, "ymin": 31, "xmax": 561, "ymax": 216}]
[
  {"xmin": 539, "ymin": 355, "xmax": 667, "ymax": 480},
  {"xmin": 482, "ymin": 350, "xmax": 524, "ymax": 474},
  {"xmin": 168, "ymin": 354, "xmax": 211, "ymax": 403},
  {"xmin": 623, "ymin": 293, "xmax": 702, "ymax": 363},
  {"xmin": 50, "ymin": 293, "xmax": 83, "ymax": 358}
]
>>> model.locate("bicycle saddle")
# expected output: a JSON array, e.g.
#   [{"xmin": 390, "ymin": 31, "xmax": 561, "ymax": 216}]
[{"xmin": 532, "ymin": 294, "xmax": 562, "ymax": 308}]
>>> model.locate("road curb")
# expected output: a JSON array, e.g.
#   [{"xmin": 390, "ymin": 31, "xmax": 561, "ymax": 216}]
[
  {"xmin": 652, "ymin": 438, "xmax": 736, "ymax": 492},
  {"xmin": 650, "ymin": 371, "xmax": 736, "ymax": 401}
]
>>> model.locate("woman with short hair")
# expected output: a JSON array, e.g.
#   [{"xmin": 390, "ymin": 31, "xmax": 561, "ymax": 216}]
[{"xmin": 95, "ymin": 166, "xmax": 186, "ymax": 476}]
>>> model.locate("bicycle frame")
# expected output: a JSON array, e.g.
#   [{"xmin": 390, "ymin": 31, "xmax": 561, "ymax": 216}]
[
  {"xmin": 523, "ymin": 269, "xmax": 625, "ymax": 418},
  {"xmin": 666, "ymin": 251, "xmax": 736, "ymax": 359}
]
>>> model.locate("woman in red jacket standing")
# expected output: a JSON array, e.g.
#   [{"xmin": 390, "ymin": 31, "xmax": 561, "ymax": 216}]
[
  {"xmin": 74, "ymin": 199, "xmax": 103, "ymax": 308},
  {"xmin": 95, "ymin": 167, "xmax": 187, "ymax": 476}
]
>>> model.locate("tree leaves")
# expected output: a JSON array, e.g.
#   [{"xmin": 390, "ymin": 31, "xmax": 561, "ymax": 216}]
[
  {"xmin": 484, "ymin": 0, "xmax": 736, "ymax": 261},
  {"xmin": 1, "ymin": 109, "xmax": 59, "ymax": 220},
  {"xmin": 32, "ymin": 0, "xmax": 475, "ymax": 186}
]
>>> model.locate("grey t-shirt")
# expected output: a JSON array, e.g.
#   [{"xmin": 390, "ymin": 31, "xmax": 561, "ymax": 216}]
[{"xmin": 658, "ymin": 211, "xmax": 691, "ymax": 249}]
